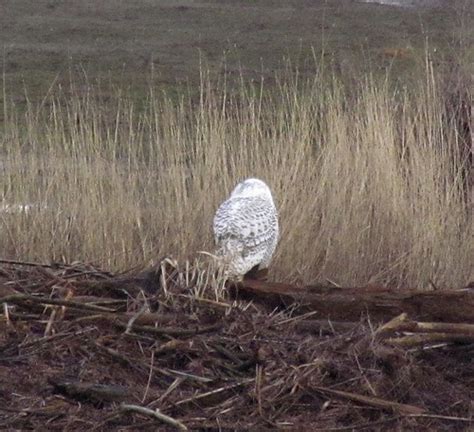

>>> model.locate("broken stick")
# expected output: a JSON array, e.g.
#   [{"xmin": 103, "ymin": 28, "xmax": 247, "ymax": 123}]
[
  {"xmin": 312, "ymin": 386, "xmax": 426, "ymax": 415},
  {"xmin": 120, "ymin": 403, "xmax": 187, "ymax": 431}
]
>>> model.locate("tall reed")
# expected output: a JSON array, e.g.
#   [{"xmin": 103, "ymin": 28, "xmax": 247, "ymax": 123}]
[{"xmin": 1, "ymin": 64, "xmax": 471, "ymax": 288}]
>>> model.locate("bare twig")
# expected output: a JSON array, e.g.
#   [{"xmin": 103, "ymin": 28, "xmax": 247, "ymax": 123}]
[
  {"xmin": 3, "ymin": 302, "xmax": 10, "ymax": 325},
  {"xmin": 141, "ymin": 350, "xmax": 155, "ymax": 403},
  {"xmin": 0, "ymin": 258, "xmax": 57, "ymax": 268},
  {"xmin": 312, "ymin": 386, "xmax": 426, "ymax": 415},
  {"xmin": 256, "ymin": 364, "xmax": 264, "ymax": 417},
  {"xmin": 44, "ymin": 308, "xmax": 57, "ymax": 336},
  {"xmin": 407, "ymin": 413, "xmax": 473, "ymax": 423},
  {"xmin": 0, "ymin": 294, "xmax": 117, "ymax": 312},
  {"xmin": 119, "ymin": 403, "xmax": 187, "ymax": 431},
  {"xmin": 155, "ymin": 377, "xmax": 185, "ymax": 405},
  {"xmin": 116, "ymin": 321, "xmax": 221, "ymax": 337},
  {"xmin": 176, "ymin": 380, "xmax": 253, "ymax": 409},
  {"xmin": 125, "ymin": 304, "xmax": 149, "ymax": 334}
]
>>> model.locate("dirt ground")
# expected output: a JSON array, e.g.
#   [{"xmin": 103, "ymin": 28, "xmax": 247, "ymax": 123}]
[{"xmin": 0, "ymin": 261, "xmax": 473, "ymax": 431}]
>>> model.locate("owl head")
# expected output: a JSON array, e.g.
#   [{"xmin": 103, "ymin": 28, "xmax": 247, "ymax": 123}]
[{"xmin": 230, "ymin": 178, "xmax": 274, "ymax": 201}]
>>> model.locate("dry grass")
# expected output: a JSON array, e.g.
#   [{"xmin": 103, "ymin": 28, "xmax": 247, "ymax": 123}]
[{"xmin": 0, "ymin": 62, "xmax": 472, "ymax": 288}]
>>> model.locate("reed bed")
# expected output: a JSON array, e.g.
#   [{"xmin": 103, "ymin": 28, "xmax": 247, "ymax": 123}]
[{"xmin": 0, "ymin": 62, "xmax": 472, "ymax": 288}]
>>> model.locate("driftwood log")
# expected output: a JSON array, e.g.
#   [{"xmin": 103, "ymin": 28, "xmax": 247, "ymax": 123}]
[{"xmin": 234, "ymin": 279, "xmax": 474, "ymax": 323}]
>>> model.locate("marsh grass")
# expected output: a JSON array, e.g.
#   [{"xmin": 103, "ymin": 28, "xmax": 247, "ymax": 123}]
[{"xmin": 0, "ymin": 60, "xmax": 472, "ymax": 289}]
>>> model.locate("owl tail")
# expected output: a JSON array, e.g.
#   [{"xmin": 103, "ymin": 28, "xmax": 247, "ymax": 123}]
[{"xmin": 214, "ymin": 241, "xmax": 245, "ymax": 281}]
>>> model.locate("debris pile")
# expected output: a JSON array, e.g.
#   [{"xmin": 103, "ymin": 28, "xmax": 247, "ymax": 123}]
[{"xmin": 0, "ymin": 259, "xmax": 473, "ymax": 430}]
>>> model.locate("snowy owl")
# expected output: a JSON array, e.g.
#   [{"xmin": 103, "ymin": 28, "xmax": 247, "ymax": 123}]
[{"xmin": 213, "ymin": 178, "xmax": 279, "ymax": 278}]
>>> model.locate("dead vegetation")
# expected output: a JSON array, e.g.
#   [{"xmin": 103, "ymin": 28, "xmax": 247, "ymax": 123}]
[
  {"xmin": 1, "ymin": 259, "xmax": 473, "ymax": 431},
  {"xmin": 1, "ymin": 65, "xmax": 472, "ymax": 288}
]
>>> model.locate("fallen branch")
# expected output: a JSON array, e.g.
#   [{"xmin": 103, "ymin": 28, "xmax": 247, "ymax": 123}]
[
  {"xmin": 376, "ymin": 314, "xmax": 474, "ymax": 346},
  {"xmin": 385, "ymin": 333, "xmax": 474, "ymax": 347},
  {"xmin": 235, "ymin": 280, "xmax": 474, "ymax": 322},
  {"xmin": 378, "ymin": 315, "xmax": 474, "ymax": 336},
  {"xmin": 119, "ymin": 403, "xmax": 187, "ymax": 431}
]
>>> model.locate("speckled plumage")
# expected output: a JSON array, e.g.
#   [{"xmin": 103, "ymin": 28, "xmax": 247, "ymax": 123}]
[{"xmin": 213, "ymin": 178, "xmax": 279, "ymax": 277}]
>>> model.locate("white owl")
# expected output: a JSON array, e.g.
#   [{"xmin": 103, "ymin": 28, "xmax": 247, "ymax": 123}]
[{"xmin": 213, "ymin": 178, "xmax": 279, "ymax": 278}]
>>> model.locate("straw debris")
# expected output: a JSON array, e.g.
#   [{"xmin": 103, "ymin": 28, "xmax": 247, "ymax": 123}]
[{"xmin": 0, "ymin": 259, "xmax": 473, "ymax": 430}]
